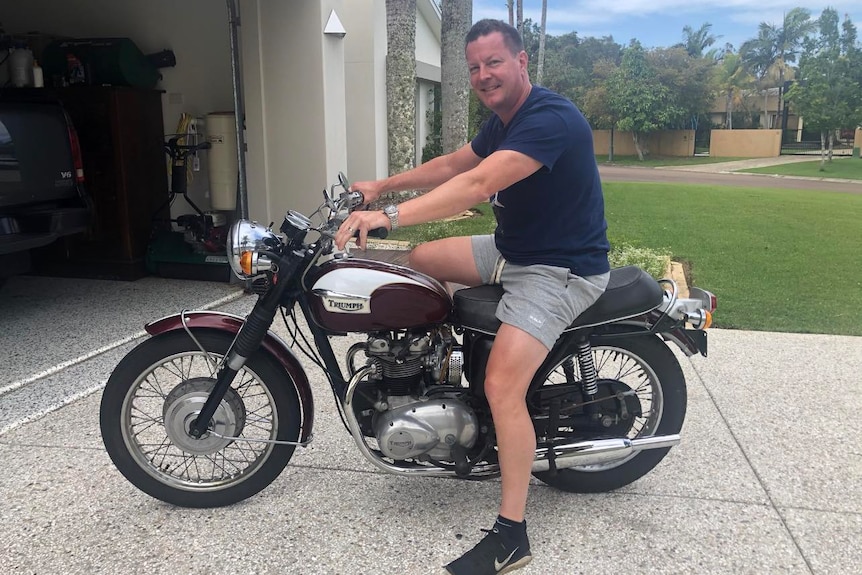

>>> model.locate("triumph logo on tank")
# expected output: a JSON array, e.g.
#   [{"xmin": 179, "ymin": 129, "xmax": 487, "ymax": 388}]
[{"xmin": 323, "ymin": 296, "xmax": 370, "ymax": 314}]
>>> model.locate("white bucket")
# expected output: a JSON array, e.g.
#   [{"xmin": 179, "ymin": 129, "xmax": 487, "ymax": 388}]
[{"xmin": 205, "ymin": 112, "xmax": 239, "ymax": 211}]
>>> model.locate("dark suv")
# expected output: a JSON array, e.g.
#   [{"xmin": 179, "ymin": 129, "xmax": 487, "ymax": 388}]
[{"xmin": 0, "ymin": 92, "xmax": 92, "ymax": 280}]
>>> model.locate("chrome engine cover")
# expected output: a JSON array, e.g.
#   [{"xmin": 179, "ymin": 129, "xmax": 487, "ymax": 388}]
[{"xmin": 374, "ymin": 398, "xmax": 478, "ymax": 461}]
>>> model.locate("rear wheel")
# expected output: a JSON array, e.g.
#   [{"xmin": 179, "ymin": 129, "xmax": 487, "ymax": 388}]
[
  {"xmin": 100, "ymin": 330, "xmax": 301, "ymax": 507},
  {"xmin": 531, "ymin": 334, "xmax": 686, "ymax": 492}
]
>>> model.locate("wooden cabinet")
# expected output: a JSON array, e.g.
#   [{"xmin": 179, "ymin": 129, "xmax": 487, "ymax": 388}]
[{"xmin": 37, "ymin": 86, "xmax": 168, "ymax": 279}]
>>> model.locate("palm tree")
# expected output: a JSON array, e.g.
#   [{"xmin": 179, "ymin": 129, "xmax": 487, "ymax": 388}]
[
  {"xmin": 682, "ymin": 23, "xmax": 721, "ymax": 57},
  {"xmin": 517, "ymin": 0, "xmax": 524, "ymax": 35},
  {"xmin": 386, "ymin": 0, "xmax": 416, "ymax": 175},
  {"xmin": 441, "ymin": 0, "xmax": 472, "ymax": 153},
  {"xmin": 536, "ymin": 0, "xmax": 548, "ymax": 85},
  {"xmin": 739, "ymin": 8, "xmax": 816, "ymax": 129},
  {"xmin": 714, "ymin": 52, "xmax": 755, "ymax": 129}
]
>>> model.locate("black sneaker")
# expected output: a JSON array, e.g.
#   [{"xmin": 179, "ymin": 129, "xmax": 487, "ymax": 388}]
[{"xmin": 442, "ymin": 526, "xmax": 532, "ymax": 574}]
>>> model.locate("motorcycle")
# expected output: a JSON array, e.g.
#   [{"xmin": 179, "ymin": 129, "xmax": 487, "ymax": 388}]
[{"xmin": 100, "ymin": 173, "xmax": 716, "ymax": 508}]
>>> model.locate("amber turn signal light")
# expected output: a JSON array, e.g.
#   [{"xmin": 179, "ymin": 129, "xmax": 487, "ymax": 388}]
[{"xmin": 240, "ymin": 251, "xmax": 254, "ymax": 276}]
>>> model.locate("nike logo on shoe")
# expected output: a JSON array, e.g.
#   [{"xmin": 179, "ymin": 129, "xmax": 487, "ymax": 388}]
[{"xmin": 494, "ymin": 547, "xmax": 519, "ymax": 571}]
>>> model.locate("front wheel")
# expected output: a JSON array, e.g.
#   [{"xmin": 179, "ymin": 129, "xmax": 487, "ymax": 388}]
[
  {"xmin": 100, "ymin": 330, "xmax": 302, "ymax": 507},
  {"xmin": 531, "ymin": 334, "xmax": 686, "ymax": 493}
]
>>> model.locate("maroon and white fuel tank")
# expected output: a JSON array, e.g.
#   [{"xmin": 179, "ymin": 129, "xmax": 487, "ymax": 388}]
[{"xmin": 305, "ymin": 258, "xmax": 452, "ymax": 332}]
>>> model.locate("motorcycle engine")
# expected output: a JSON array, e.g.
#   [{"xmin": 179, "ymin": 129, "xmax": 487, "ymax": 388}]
[{"xmin": 353, "ymin": 330, "xmax": 476, "ymax": 462}]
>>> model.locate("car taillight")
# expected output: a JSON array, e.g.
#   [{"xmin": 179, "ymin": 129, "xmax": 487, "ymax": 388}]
[{"xmin": 64, "ymin": 112, "xmax": 85, "ymax": 183}]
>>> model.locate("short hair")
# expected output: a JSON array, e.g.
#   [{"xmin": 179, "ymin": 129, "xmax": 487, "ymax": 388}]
[{"xmin": 465, "ymin": 19, "xmax": 524, "ymax": 55}]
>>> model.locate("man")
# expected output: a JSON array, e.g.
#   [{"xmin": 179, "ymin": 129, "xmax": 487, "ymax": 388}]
[{"xmin": 335, "ymin": 19, "xmax": 610, "ymax": 575}]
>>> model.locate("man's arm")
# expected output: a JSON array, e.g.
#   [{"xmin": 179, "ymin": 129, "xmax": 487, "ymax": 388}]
[
  {"xmin": 335, "ymin": 149, "xmax": 542, "ymax": 249},
  {"xmin": 352, "ymin": 143, "xmax": 483, "ymax": 203},
  {"xmin": 396, "ymin": 149, "xmax": 542, "ymax": 227}
]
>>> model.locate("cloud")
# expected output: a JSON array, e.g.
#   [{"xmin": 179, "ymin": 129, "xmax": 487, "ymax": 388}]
[
  {"xmin": 470, "ymin": 0, "xmax": 861, "ymax": 51},
  {"xmin": 473, "ymin": 0, "xmax": 861, "ymax": 29}
]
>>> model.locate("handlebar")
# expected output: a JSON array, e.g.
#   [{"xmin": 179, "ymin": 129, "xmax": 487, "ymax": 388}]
[
  {"xmin": 357, "ymin": 227, "xmax": 389, "ymax": 240},
  {"xmin": 344, "ymin": 190, "xmax": 388, "ymax": 239}
]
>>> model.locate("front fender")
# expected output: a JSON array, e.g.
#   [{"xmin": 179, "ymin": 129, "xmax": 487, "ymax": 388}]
[{"xmin": 146, "ymin": 310, "xmax": 314, "ymax": 442}]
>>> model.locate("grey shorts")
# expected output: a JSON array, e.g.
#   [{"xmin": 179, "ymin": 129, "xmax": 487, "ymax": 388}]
[{"xmin": 471, "ymin": 235, "xmax": 610, "ymax": 350}]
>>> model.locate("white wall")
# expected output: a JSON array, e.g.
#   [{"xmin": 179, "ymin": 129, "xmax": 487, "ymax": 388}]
[
  {"xmin": 2, "ymin": 0, "xmax": 235, "ymax": 213},
  {"xmin": 340, "ymin": 0, "xmax": 441, "ymax": 180},
  {"xmin": 240, "ymin": 0, "xmax": 347, "ymax": 224},
  {"xmin": 416, "ymin": 6, "xmax": 441, "ymax": 72},
  {"xmin": 341, "ymin": 0, "xmax": 388, "ymax": 182}
]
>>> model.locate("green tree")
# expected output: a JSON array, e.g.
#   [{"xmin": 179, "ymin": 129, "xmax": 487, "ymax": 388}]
[
  {"xmin": 647, "ymin": 46, "xmax": 715, "ymax": 130},
  {"xmin": 608, "ymin": 41, "xmax": 684, "ymax": 160},
  {"xmin": 536, "ymin": 32, "xmax": 622, "ymax": 105},
  {"xmin": 785, "ymin": 9, "xmax": 862, "ymax": 168},
  {"xmin": 580, "ymin": 59, "xmax": 619, "ymax": 160}
]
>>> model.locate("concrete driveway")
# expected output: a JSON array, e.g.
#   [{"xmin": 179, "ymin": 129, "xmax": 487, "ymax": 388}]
[{"xmin": 1, "ymin": 273, "xmax": 860, "ymax": 575}]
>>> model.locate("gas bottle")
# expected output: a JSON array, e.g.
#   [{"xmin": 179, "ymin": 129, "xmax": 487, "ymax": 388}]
[{"xmin": 9, "ymin": 46, "xmax": 34, "ymax": 87}]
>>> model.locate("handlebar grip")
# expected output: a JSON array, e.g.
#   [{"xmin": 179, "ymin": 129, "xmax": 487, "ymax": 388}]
[{"xmin": 353, "ymin": 227, "xmax": 389, "ymax": 240}]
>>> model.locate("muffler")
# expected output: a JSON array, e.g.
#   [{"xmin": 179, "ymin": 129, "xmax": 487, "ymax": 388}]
[{"xmin": 532, "ymin": 434, "xmax": 680, "ymax": 472}]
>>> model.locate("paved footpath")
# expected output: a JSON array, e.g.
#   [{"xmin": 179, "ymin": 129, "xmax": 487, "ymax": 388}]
[
  {"xmin": 1, "ymin": 277, "xmax": 861, "ymax": 574},
  {"xmin": 599, "ymin": 156, "xmax": 862, "ymax": 194}
]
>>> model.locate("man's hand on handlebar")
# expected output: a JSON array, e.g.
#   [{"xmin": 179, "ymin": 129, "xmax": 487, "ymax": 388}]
[
  {"xmin": 335, "ymin": 210, "xmax": 390, "ymax": 251},
  {"xmin": 349, "ymin": 180, "xmax": 385, "ymax": 205}
]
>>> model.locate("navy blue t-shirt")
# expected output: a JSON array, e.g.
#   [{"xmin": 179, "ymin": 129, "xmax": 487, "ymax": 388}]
[{"xmin": 471, "ymin": 86, "xmax": 610, "ymax": 276}]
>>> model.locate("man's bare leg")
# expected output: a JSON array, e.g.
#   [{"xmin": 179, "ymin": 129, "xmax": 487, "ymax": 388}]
[
  {"xmin": 484, "ymin": 323, "xmax": 548, "ymax": 522},
  {"xmin": 409, "ymin": 236, "xmax": 482, "ymax": 288}
]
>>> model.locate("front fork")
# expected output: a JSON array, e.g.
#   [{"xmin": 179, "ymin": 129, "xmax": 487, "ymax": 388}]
[
  {"xmin": 188, "ymin": 285, "xmax": 283, "ymax": 437},
  {"xmin": 188, "ymin": 269, "xmax": 298, "ymax": 438}
]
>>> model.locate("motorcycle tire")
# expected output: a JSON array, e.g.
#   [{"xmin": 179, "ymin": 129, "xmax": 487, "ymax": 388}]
[
  {"xmin": 100, "ymin": 330, "xmax": 302, "ymax": 507},
  {"xmin": 531, "ymin": 333, "xmax": 686, "ymax": 493}
]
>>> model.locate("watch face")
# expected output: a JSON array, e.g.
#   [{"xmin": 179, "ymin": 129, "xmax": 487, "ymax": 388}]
[{"xmin": 384, "ymin": 205, "xmax": 398, "ymax": 228}]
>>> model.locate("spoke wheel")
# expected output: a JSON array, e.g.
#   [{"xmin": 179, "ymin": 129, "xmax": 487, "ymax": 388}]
[
  {"xmin": 531, "ymin": 333, "xmax": 686, "ymax": 493},
  {"xmin": 101, "ymin": 330, "xmax": 301, "ymax": 507}
]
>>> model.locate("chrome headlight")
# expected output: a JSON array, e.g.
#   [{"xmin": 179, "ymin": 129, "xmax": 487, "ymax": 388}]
[{"xmin": 227, "ymin": 220, "xmax": 279, "ymax": 279}]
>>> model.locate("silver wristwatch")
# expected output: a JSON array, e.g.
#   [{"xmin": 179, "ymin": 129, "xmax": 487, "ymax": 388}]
[{"xmin": 383, "ymin": 204, "xmax": 399, "ymax": 230}]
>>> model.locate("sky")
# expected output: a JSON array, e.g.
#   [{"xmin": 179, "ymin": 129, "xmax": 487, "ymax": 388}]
[{"xmin": 471, "ymin": 0, "xmax": 862, "ymax": 53}]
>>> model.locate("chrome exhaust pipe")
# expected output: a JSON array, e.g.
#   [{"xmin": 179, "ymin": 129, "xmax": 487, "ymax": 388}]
[{"xmin": 532, "ymin": 434, "xmax": 680, "ymax": 472}]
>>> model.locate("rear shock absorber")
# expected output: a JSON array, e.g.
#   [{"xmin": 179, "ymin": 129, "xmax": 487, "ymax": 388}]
[{"xmin": 576, "ymin": 340, "xmax": 598, "ymax": 397}]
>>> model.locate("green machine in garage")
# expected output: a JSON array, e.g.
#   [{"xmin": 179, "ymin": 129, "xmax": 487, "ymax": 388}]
[{"xmin": 145, "ymin": 133, "xmax": 232, "ymax": 282}]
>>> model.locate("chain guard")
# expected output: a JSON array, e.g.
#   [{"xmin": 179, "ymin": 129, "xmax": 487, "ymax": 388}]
[{"xmin": 531, "ymin": 378, "xmax": 643, "ymax": 437}]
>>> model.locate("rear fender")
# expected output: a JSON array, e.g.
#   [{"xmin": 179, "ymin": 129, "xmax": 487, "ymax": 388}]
[{"xmin": 146, "ymin": 310, "xmax": 314, "ymax": 441}]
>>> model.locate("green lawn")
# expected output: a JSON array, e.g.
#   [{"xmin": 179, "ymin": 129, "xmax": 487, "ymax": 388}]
[
  {"xmin": 740, "ymin": 156, "xmax": 862, "ymax": 180},
  {"xmin": 388, "ymin": 183, "xmax": 862, "ymax": 336},
  {"xmin": 604, "ymin": 182, "xmax": 862, "ymax": 336}
]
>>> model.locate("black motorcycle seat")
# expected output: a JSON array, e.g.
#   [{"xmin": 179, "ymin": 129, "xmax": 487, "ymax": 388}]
[{"xmin": 453, "ymin": 265, "xmax": 664, "ymax": 335}]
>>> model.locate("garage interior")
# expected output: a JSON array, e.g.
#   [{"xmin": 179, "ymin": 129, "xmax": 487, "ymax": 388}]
[{"xmin": 1, "ymin": 0, "xmax": 244, "ymax": 282}]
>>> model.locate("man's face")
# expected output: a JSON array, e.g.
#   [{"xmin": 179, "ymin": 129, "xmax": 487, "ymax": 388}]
[{"xmin": 466, "ymin": 32, "xmax": 528, "ymax": 117}]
